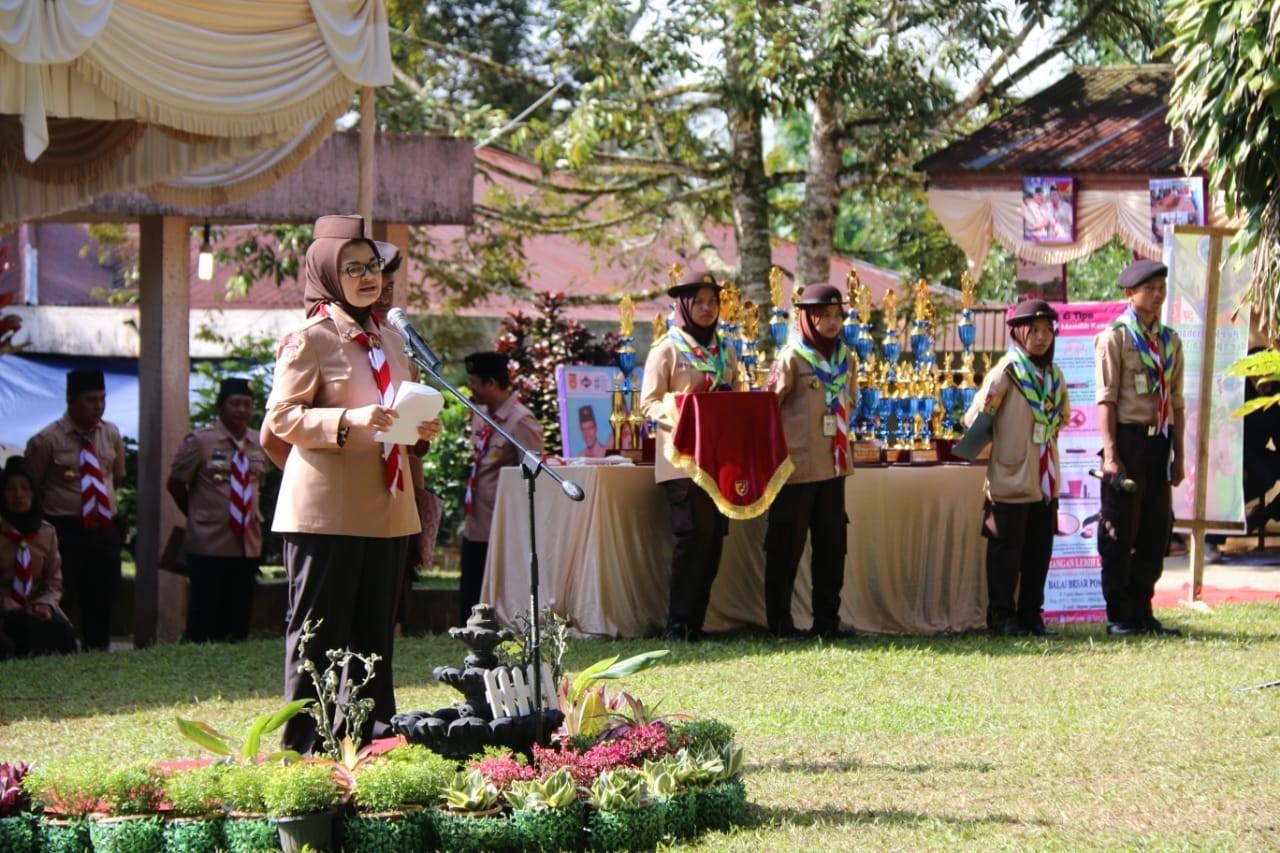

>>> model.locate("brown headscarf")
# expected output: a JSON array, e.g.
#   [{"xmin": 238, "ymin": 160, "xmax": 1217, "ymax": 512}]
[
  {"xmin": 796, "ymin": 283, "xmax": 844, "ymax": 359},
  {"xmin": 1, "ymin": 457, "xmax": 42, "ymax": 536},
  {"xmin": 302, "ymin": 214, "xmax": 379, "ymax": 324}
]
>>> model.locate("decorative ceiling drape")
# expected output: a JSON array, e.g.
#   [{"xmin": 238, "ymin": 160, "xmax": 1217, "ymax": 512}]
[
  {"xmin": 0, "ymin": 0, "xmax": 391, "ymax": 226},
  {"xmin": 926, "ymin": 187, "xmax": 1231, "ymax": 277}
]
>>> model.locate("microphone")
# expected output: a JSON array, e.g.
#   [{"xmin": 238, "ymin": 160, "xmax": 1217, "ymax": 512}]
[
  {"xmin": 560, "ymin": 480, "xmax": 585, "ymax": 501},
  {"xmin": 387, "ymin": 308, "xmax": 442, "ymax": 372},
  {"xmin": 1090, "ymin": 469, "xmax": 1137, "ymax": 493}
]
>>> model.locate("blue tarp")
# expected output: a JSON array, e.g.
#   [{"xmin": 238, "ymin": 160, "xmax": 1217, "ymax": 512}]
[{"xmin": 0, "ymin": 354, "xmax": 207, "ymax": 450}]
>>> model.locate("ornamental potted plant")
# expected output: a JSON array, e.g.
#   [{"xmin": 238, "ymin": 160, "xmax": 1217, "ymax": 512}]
[
  {"xmin": 161, "ymin": 764, "xmax": 225, "ymax": 853},
  {"xmin": 342, "ymin": 747, "xmax": 453, "ymax": 853},
  {"xmin": 435, "ymin": 769, "xmax": 511, "ymax": 853},
  {"xmin": 0, "ymin": 761, "xmax": 36, "ymax": 853},
  {"xmin": 688, "ymin": 743, "xmax": 747, "ymax": 834},
  {"xmin": 88, "ymin": 762, "xmax": 166, "ymax": 853},
  {"xmin": 641, "ymin": 755, "xmax": 697, "ymax": 842},
  {"xmin": 218, "ymin": 763, "xmax": 276, "ymax": 853},
  {"xmin": 505, "ymin": 767, "xmax": 585, "ymax": 853},
  {"xmin": 262, "ymin": 762, "xmax": 343, "ymax": 853},
  {"xmin": 585, "ymin": 768, "xmax": 663, "ymax": 852},
  {"xmin": 21, "ymin": 758, "xmax": 102, "ymax": 853}
]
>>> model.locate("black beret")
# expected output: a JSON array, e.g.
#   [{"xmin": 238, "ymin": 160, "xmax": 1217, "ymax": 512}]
[
  {"xmin": 1007, "ymin": 299, "xmax": 1058, "ymax": 326},
  {"xmin": 1118, "ymin": 259, "xmax": 1167, "ymax": 290},
  {"xmin": 67, "ymin": 369, "xmax": 105, "ymax": 396},
  {"xmin": 667, "ymin": 271, "xmax": 723, "ymax": 298},
  {"xmin": 217, "ymin": 377, "xmax": 254, "ymax": 404},
  {"xmin": 578, "ymin": 405, "xmax": 596, "ymax": 424},
  {"xmin": 465, "ymin": 352, "xmax": 510, "ymax": 382},
  {"xmin": 795, "ymin": 283, "xmax": 844, "ymax": 307}
]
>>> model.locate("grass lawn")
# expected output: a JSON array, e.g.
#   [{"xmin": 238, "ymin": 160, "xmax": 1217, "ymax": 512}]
[{"xmin": 3, "ymin": 602, "xmax": 1279, "ymax": 850}]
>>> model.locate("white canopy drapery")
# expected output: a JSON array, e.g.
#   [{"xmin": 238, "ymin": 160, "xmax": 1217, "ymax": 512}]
[
  {"xmin": 926, "ymin": 187, "xmax": 1230, "ymax": 277},
  {"xmin": 0, "ymin": 0, "xmax": 391, "ymax": 225}
]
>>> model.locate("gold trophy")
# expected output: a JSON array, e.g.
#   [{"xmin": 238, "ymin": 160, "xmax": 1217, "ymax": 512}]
[
  {"xmin": 609, "ymin": 374, "xmax": 628, "ymax": 454},
  {"xmin": 614, "ymin": 293, "xmax": 642, "ymax": 460},
  {"xmin": 739, "ymin": 301, "xmax": 763, "ymax": 390}
]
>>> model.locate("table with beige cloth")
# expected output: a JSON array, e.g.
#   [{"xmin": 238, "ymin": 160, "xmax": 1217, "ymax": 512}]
[{"xmin": 479, "ymin": 463, "xmax": 990, "ymax": 637}]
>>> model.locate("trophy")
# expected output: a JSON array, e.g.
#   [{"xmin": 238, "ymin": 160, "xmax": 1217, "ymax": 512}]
[
  {"xmin": 906, "ymin": 278, "xmax": 938, "ymax": 463},
  {"xmin": 845, "ymin": 271, "xmax": 883, "ymax": 464},
  {"xmin": 768, "ymin": 266, "xmax": 789, "ymax": 352},
  {"xmin": 938, "ymin": 351, "xmax": 962, "ymax": 437},
  {"xmin": 879, "ymin": 288, "xmax": 909, "ymax": 463},
  {"xmin": 613, "ymin": 294, "xmax": 642, "ymax": 459},
  {"xmin": 739, "ymin": 301, "xmax": 763, "ymax": 391},
  {"xmin": 719, "ymin": 279, "xmax": 743, "ymax": 360}
]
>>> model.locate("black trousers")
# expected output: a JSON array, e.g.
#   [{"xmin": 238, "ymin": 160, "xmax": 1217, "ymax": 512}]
[
  {"xmin": 982, "ymin": 498, "xmax": 1057, "ymax": 630},
  {"xmin": 0, "ymin": 609, "xmax": 78, "ymax": 658},
  {"xmin": 662, "ymin": 478, "xmax": 729, "ymax": 632},
  {"xmin": 280, "ymin": 532, "xmax": 407, "ymax": 756},
  {"xmin": 1097, "ymin": 426, "xmax": 1172, "ymax": 624},
  {"xmin": 184, "ymin": 554, "xmax": 259, "ymax": 643},
  {"xmin": 49, "ymin": 515, "xmax": 122, "ymax": 651},
  {"xmin": 763, "ymin": 478, "xmax": 848, "ymax": 633},
  {"xmin": 459, "ymin": 536, "xmax": 488, "ymax": 626}
]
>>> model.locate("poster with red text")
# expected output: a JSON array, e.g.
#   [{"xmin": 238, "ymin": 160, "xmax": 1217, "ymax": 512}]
[{"xmin": 1042, "ymin": 301, "xmax": 1126, "ymax": 622}]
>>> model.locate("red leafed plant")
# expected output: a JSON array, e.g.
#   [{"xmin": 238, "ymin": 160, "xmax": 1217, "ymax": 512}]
[
  {"xmin": 532, "ymin": 721, "xmax": 684, "ymax": 787},
  {"xmin": 469, "ymin": 751, "xmax": 538, "ymax": 790},
  {"xmin": 0, "ymin": 761, "xmax": 32, "ymax": 817}
]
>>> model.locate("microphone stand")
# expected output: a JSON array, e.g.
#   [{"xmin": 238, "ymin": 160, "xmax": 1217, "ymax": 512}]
[{"xmin": 403, "ymin": 348, "xmax": 584, "ymax": 746}]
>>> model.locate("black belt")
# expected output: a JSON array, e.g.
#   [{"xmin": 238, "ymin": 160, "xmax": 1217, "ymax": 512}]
[{"xmin": 1117, "ymin": 423, "xmax": 1162, "ymax": 437}]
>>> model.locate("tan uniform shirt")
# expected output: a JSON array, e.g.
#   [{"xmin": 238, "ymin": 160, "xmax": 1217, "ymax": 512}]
[
  {"xmin": 169, "ymin": 421, "xmax": 268, "ymax": 558},
  {"xmin": 769, "ymin": 346, "xmax": 856, "ymax": 484},
  {"xmin": 265, "ymin": 308, "xmax": 421, "ymax": 538},
  {"xmin": 639, "ymin": 334, "xmax": 741, "ymax": 484},
  {"xmin": 24, "ymin": 416, "xmax": 126, "ymax": 519},
  {"xmin": 964, "ymin": 352, "xmax": 1072, "ymax": 504},
  {"xmin": 1094, "ymin": 321, "xmax": 1185, "ymax": 424},
  {"xmin": 462, "ymin": 394, "xmax": 545, "ymax": 542},
  {"xmin": 0, "ymin": 521, "xmax": 64, "ymax": 616}
]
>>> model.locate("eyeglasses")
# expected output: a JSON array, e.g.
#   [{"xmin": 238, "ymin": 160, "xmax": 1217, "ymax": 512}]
[{"xmin": 341, "ymin": 258, "xmax": 386, "ymax": 279}]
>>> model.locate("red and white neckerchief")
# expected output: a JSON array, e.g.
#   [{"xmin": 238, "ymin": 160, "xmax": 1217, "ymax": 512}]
[
  {"xmin": 320, "ymin": 304, "xmax": 404, "ymax": 493},
  {"xmin": 79, "ymin": 434, "xmax": 114, "ymax": 530},
  {"xmin": 464, "ymin": 424, "xmax": 494, "ymax": 515},
  {"xmin": 3, "ymin": 527, "xmax": 36, "ymax": 604},
  {"xmin": 228, "ymin": 438, "xmax": 252, "ymax": 537}
]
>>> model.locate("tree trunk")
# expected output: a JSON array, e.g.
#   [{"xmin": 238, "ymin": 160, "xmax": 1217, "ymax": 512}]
[
  {"xmin": 797, "ymin": 88, "xmax": 840, "ymax": 292},
  {"xmin": 724, "ymin": 37, "xmax": 772, "ymax": 306}
]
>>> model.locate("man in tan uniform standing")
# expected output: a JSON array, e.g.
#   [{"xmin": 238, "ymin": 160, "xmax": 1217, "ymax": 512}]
[
  {"xmin": 1095, "ymin": 259, "xmax": 1186, "ymax": 636},
  {"xmin": 24, "ymin": 368, "xmax": 126, "ymax": 651},
  {"xmin": 167, "ymin": 377, "xmax": 267, "ymax": 643},
  {"xmin": 460, "ymin": 351, "xmax": 545, "ymax": 624}
]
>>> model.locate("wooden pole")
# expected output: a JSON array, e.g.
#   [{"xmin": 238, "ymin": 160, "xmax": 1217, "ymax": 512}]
[{"xmin": 359, "ymin": 86, "xmax": 376, "ymax": 234}]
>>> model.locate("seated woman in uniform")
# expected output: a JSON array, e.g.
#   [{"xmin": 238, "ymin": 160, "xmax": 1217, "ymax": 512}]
[{"xmin": 0, "ymin": 456, "xmax": 78, "ymax": 657}]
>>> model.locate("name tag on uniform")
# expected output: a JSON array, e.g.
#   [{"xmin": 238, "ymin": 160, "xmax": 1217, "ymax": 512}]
[
  {"xmin": 822, "ymin": 413, "xmax": 837, "ymax": 437},
  {"xmin": 1032, "ymin": 423, "xmax": 1047, "ymax": 445},
  {"xmin": 1135, "ymin": 373, "xmax": 1148, "ymax": 394}
]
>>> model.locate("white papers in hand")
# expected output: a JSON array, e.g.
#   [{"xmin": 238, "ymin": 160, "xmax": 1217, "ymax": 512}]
[{"xmin": 374, "ymin": 381, "xmax": 444, "ymax": 444}]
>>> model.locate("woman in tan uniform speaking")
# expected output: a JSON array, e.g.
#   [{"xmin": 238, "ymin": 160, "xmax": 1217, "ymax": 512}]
[{"xmin": 265, "ymin": 214, "xmax": 441, "ymax": 755}]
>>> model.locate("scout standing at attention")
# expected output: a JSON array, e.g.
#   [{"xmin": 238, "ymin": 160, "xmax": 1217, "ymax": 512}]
[
  {"xmin": 1094, "ymin": 259, "xmax": 1185, "ymax": 636},
  {"xmin": 167, "ymin": 377, "xmax": 267, "ymax": 643},
  {"xmin": 963, "ymin": 300, "xmax": 1070, "ymax": 637}
]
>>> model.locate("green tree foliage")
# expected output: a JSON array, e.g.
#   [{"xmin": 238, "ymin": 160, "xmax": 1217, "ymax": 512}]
[{"xmin": 1168, "ymin": 0, "xmax": 1280, "ymax": 332}]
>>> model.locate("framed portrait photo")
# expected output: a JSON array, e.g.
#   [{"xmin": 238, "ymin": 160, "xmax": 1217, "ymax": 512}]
[
  {"xmin": 1022, "ymin": 176, "xmax": 1076, "ymax": 244},
  {"xmin": 1149, "ymin": 176, "xmax": 1206, "ymax": 244}
]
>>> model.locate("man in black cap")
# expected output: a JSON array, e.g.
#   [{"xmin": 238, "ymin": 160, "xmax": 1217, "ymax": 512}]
[
  {"xmin": 1094, "ymin": 258, "xmax": 1186, "ymax": 636},
  {"xmin": 578, "ymin": 404, "xmax": 607, "ymax": 458},
  {"xmin": 167, "ymin": 377, "xmax": 267, "ymax": 642},
  {"xmin": 24, "ymin": 368, "xmax": 127, "ymax": 650},
  {"xmin": 459, "ymin": 351, "xmax": 545, "ymax": 623}
]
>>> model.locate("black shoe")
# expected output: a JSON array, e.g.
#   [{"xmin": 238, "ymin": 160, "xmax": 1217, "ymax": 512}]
[
  {"xmin": 770, "ymin": 624, "xmax": 807, "ymax": 639},
  {"xmin": 809, "ymin": 625, "xmax": 856, "ymax": 640},
  {"xmin": 1141, "ymin": 618, "xmax": 1182, "ymax": 636},
  {"xmin": 999, "ymin": 624, "xmax": 1031, "ymax": 637},
  {"xmin": 1107, "ymin": 621, "xmax": 1138, "ymax": 636},
  {"xmin": 1025, "ymin": 623, "xmax": 1060, "ymax": 637},
  {"xmin": 665, "ymin": 622, "xmax": 689, "ymax": 642}
]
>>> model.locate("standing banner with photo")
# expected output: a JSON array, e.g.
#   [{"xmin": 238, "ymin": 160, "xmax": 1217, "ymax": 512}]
[
  {"xmin": 1164, "ymin": 228, "xmax": 1249, "ymax": 530},
  {"xmin": 1043, "ymin": 301, "xmax": 1126, "ymax": 621},
  {"xmin": 555, "ymin": 365, "xmax": 643, "ymax": 458}
]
